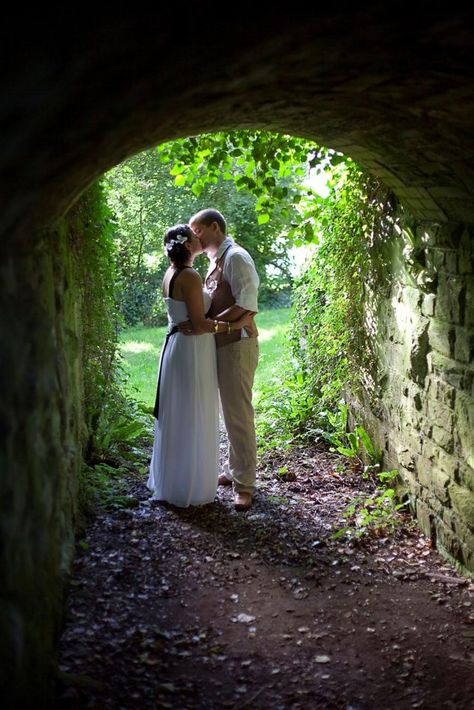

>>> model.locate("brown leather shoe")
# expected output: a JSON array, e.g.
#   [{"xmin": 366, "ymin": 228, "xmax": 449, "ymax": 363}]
[
  {"xmin": 218, "ymin": 473, "xmax": 233, "ymax": 486},
  {"xmin": 234, "ymin": 492, "xmax": 252, "ymax": 511}
]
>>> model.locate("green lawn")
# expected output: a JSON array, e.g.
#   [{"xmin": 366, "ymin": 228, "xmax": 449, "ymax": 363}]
[{"xmin": 119, "ymin": 307, "xmax": 291, "ymax": 408}]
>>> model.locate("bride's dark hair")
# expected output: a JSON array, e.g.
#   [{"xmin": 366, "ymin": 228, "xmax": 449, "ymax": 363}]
[{"xmin": 164, "ymin": 224, "xmax": 192, "ymax": 267}]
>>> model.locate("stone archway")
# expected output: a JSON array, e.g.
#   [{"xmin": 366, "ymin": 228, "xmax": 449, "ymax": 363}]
[
  {"xmin": 1, "ymin": 8, "xmax": 473, "ymax": 706},
  {"xmin": 3, "ymin": 8, "xmax": 474, "ymax": 246}
]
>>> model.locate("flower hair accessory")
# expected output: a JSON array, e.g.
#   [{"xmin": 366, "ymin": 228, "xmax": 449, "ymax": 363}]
[{"xmin": 165, "ymin": 233, "xmax": 188, "ymax": 253}]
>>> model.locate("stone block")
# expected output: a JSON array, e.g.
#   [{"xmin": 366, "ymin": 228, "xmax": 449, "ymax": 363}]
[
  {"xmin": 426, "ymin": 398, "xmax": 454, "ymax": 432},
  {"xmin": 454, "ymin": 393, "xmax": 474, "ymax": 469},
  {"xmin": 441, "ymin": 506, "xmax": 457, "ymax": 532},
  {"xmin": 445, "ymin": 251, "xmax": 458, "ymax": 274},
  {"xmin": 428, "ymin": 249, "xmax": 445, "ymax": 270},
  {"xmin": 385, "ymin": 344, "xmax": 406, "ymax": 372},
  {"xmin": 421, "ymin": 417, "xmax": 434, "ymax": 438},
  {"xmin": 423, "ymin": 438, "xmax": 441, "ymax": 462},
  {"xmin": 429, "ymin": 187, "xmax": 473, "ymax": 200},
  {"xmin": 397, "ymin": 428, "xmax": 424, "ymax": 456},
  {"xmin": 397, "ymin": 448, "xmax": 417, "ymax": 472},
  {"xmin": 422, "ymin": 489, "xmax": 445, "ymax": 517},
  {"xmin": 399, "ymin": 468, "xmax": 421, "ymax": 499},
  {"xmin": 435, "ymin": 519, "xmax": 466, "ymax": 566},
  {"xmin": 417, "ymin": 458, "xmax": 450, "ymax": 504},
  {"xmin": 415, "ymin": 226, "xmax": 437, "ymax": 247},
  {"xmin": 416, "ymin": 498, "xmax": 435, "ymax": 540},
  {"xmin": 465, "ymin": 279, "xmax": 474, "ymax": 325},
  {"xmin": 428, "ymin": 319, "xmax": 455, "ymax": 358},
  {"xmin": 458, "ymin": 249, "xmax": 474, "ymax": 275},
  {"xmin": 454, "ymin": 326, "xmax": 474, "ymax": 363},
  {"xmin": 432, "ymin": 424, "xmax": 454, "ymax": 453},
  {"xmin": 403, "ymin": 285, "xmax": 423, "ymax": 311},
  {"xmin": 452, "ymin": 517, "xmax": 474, "ymax": 558},
  {"xmin": 409, "ymin": 317, "xmax": 429, "ymax": 385},
  {"xmin": 459, "ymin": 227, "xmax": 474, "ymax": 251},
  {"xmin": 435, "ymin": 274, "xmax": 465, "ymax": 324},
  {"xmin": 463, "ymin": 546, "xmax": 474, "ymax": 572},
  {"xmin": 398, "ymin": 397, "xmax": 422, "ymax": 430},
  {"xmin": 427, "ymin": 350, "xmax": 464, "ymax": 388},
  {"xmin": 468, "ymin": 371, "xmax": 474, "ymax": 398},
  {"xmin": 438, "ymin": 449, "xmax": 459, "ymax": 481},
  {"xmin": 434, "ymin": 377, "xmax": 457, "ymax": 408},
  {"xmin": 449, "ymin": 483, "xmax": 474, "ymax": 531},
  {"xmin": 421, "ymin": 293, "xmax": 436, "ymax": 316},
  {"xmin": 433, "ymin": 225, "xmax": 463, "ymax": 250},
  {"xmin": 458, "ymin": 462, "xmax": 474, "ymax": 493}
]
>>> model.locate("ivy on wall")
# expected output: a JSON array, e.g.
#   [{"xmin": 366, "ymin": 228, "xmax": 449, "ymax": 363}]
[
  {"xmin": 292, "ymin": 161, "xmax": 396, "ymax": 416},
  {"xmin": 257, "ymin": 161, "xmax": 396, "ymax": 447},
  {"xmin": 67, "ymin": 179, "xmax": 122, "ymax": 457}
]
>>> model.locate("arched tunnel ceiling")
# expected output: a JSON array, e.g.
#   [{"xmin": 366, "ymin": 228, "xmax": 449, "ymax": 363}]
[{"xmin": 2, "ymin": 7, "xmax": 474, "ymax": 251}]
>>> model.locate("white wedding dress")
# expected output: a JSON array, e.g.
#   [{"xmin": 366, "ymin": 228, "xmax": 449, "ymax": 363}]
[{"xmin": 147, "ymin": 289, "xmax": 219, "ymax": 507}]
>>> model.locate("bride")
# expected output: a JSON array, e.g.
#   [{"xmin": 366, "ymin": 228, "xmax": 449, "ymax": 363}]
[{"xmin": 147, "ymin": 224, "xmax": 251, "ymax": 507}]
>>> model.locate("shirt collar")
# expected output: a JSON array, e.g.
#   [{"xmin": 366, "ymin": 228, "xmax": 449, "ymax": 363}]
[{"xmin": 212, "ymin": 236, "xmax": 234, "ymax": 262}]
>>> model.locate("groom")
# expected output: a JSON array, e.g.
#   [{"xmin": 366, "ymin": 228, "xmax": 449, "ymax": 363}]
[{"xmin": 190, "ymin": 208, "xmax": 259, "ymax": 511}]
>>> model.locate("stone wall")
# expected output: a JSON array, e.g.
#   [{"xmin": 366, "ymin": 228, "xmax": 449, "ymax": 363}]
[
  {"xmin": 0, "ymin": 217, "xmax": 86, "ymax": 706},
  {"xmin": 352, "ymin": 218, "xmax": 474, "ymax": 573}
]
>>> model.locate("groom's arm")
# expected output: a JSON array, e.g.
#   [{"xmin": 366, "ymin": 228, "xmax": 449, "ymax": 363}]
[{"xmin": 224, "ymin": 250, "xmax": 259, "ymax": 319}]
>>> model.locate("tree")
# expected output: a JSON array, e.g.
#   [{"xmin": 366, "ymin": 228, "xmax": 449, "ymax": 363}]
[{"xmin": 104, "ymin": 131, "xmax": 335, "ymax": 323}]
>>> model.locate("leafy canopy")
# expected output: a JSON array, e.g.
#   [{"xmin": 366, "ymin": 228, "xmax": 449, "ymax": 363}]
[
  {"xmin": 157, "ymin": 129, "xmax": 344, "ymax": 242},
  {"xmin": 104, "ymin": 130, "xmax": 344, "ymax": 324}
]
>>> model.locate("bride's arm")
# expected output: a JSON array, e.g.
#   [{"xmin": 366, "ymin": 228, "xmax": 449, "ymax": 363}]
[
  {"xmin": 179, "ymin": 272, "xmax": 255, "ymax": 336},
  {"xmin": 213, "ymin": 305, "xmax": 256, "ymax": 330},
  {"xmin": 181, "ymin": 270, "xmax": 214, "ymax": 334},
  {"xmin": 229, "ymin": 310, "xmax": 256, "ymax": 329}
]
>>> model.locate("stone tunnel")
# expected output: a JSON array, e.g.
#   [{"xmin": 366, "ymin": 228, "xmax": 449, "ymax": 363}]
[{"xmin": 1, "ymin": 7, "xmax": 473, "ymax": 705}]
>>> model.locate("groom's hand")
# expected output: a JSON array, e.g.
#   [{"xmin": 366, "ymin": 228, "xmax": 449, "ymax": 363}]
[{"xmin": 177, "ymin": 319, "xmax": 194, "ymax": 335}]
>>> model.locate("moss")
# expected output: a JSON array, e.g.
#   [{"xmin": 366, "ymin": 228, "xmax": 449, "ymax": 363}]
[{"xmin": 0, "ymin": 178, "xmax": 120, "ymax": 705}]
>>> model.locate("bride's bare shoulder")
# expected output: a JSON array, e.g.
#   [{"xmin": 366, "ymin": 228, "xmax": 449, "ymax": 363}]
[{"xmin": 179, "ymin": 268, "xmax": 202, "ymax": 284}]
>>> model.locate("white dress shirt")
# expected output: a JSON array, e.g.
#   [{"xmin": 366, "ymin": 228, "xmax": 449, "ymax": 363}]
[
  {"xmin": 207, "ymin": 236, "xmax": 259, "ymax": 312},
  {"xmin": 207, "ymin": 236, "xmax": 259, "ymax": 335}
]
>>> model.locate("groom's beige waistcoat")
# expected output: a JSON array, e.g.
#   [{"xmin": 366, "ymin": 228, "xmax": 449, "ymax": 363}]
[{"xmin": 205, "ymin": 245, "xmax": 258, "ymax": 348}]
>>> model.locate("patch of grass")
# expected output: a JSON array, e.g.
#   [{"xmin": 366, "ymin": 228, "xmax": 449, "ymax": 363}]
[
  {"xmin": 119, "ymin": 307, "xmax": 291, "ymax": 408},
  {"xmin": 254, "ymin": 307, "xmax": 291, "ymax": 399},
  {"xmin": 119, "ymin": 325, "xmax": 166, "ymax": 407}
]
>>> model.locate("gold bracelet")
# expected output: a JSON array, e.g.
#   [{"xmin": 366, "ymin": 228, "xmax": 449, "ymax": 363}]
[
  {"xmin": 227, "ymin": 321, "xmax": 232, "ymax": 334},
  {"xmin": 213, "ymin": 319, "xmax": 219, "ymax": 333}
]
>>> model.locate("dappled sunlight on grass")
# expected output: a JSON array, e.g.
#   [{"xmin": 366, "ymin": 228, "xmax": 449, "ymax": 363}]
[
  {"xmin": 257, "ymin": 327, "xmax": 285, "ymax": 342},
  {"xmin": 120, "ymin": 341, "xmax": 158, "ymax": 354},
  {"xmin": 119, "ymin": 308, "xmax": 292, "ymax": 407},
  {"xmin": 254, "ymin": 308, "xmax": 291, "ymax": 393}
]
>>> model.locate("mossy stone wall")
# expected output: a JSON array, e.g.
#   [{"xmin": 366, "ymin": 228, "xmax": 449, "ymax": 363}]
[
  {"xmin": 0, "ymin": 212, "xmax": 87, "ymax": 707},
  {"xmin": 352, "ymin": 220, "xmax": 474, "ymax": 573}
]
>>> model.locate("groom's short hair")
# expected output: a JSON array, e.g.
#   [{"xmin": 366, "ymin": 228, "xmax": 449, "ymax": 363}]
[{"xmin": 191, "ymin": 208, "xmax": 226, "ymax": 235}]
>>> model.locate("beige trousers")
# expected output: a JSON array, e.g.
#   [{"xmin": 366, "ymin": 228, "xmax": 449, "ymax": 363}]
[{"xmin": 216, "ymin": 338, "xmax": 259, "ymax": 494}]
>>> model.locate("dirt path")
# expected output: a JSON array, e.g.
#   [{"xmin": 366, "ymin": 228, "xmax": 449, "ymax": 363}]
[{"xmin": 55, "ymin": 444, "xmax": 474, "ymax": 709}]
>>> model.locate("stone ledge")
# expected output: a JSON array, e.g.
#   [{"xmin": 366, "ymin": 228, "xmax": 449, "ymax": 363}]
[{"xmin": 427, "ymin": 350, "xmax": 467, "ymax": 388}]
